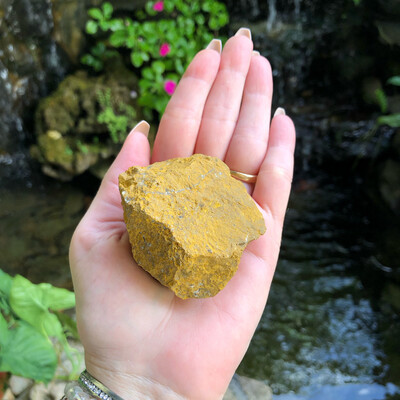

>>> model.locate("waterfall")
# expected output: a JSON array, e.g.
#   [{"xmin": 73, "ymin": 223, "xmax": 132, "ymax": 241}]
[
  {"xmin": 266, "ymin": 0, "xmax": 277, "ymax": 32},
  {"xmin": 294, "ymin": 0, "xmax": 301, "ymax": 17}
]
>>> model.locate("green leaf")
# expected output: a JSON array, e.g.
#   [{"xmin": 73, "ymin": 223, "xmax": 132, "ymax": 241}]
[
  {"xmin": 109, "ymin": 31, "xmax": 127, "ymax": 47},
  {"xmin": 377, "ymin": 113, "xmax": 400, "ymax": 128},
  {"xmin": 195, "ymin": 14, "xmax": 205, "ymax": 25},
  {"xmin": 9, "ymin": 275, "xmax": 75, "ymax": 338},
  {"xmin": 141, "ymin": 52, "xmax": 150, "ymax": 62},
  {"xmin": 102, "ymin": 2, "xmax": 113, "ymax": 19},
  {"xmin": 145, "ymin": 1, "xmax": 157, "ymax": 16},
  {"xmin": 138, "ymin": 93, "xmax": 156, "ymax": 107},
  {"xmin": 131, "ymin": 52, "xmax": 144, "ymax": 67},
  {"xmin": 0, "ymin": 269, "xmax": 13, "ymax": 297},
  {"xmin": 152, "ymin": 60, "xmax": 165, "ymax": 75},
  {"xmin": 88, "ymin": 8, "xmax": 103, "ymax": 20},
  {"xmin": 81, "ymin": 54, "xmax": 103, "ymax": 71},
  {"xmin": 387, "ymin": 76, "xmax": 400, "ymax": 86},
  {"xmin": 92, "ymin": 42, "xmax": 106, "ymax": 57},
  {"xmin": 375, "ymin": 88, "xmax": 388, "ymax": 113},
  {"xmin": 164, "ymin": 0, "xmax": 174, "ymax": 12},
  {"xmin": 175, "ymin": 59, "xmax": 185, "ymax": 75},
  {"xmin": 86, "ymin": 20, "xmax": 98, "ymax": 35},
  {"xmin": 0, "ymin": 315, "xmax": 57, "ymax": 382},
  {"xmin": 55, "ymin": 311, "xmax": 79, "ymax": 340},
  {"xmin": 108, "ymin": 19, "xmax": 125, "ymax": 31}
]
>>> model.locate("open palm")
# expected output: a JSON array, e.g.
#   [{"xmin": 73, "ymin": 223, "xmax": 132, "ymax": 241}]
[{"xmin": 70, "ymin": 30, "xmax": 295, "ymax": 400}]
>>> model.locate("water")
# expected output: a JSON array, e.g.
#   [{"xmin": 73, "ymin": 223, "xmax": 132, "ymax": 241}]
[
  {"xmin": 1, "ymin": 162, "xmax": 399, "ymax": 399},
  {"xmin": 237, "ymin": 174, "xmax": 400, "ymax": 398},
  {"xmin": 0, "ymin": 173, "xmax": 86, "ymax": 289}
]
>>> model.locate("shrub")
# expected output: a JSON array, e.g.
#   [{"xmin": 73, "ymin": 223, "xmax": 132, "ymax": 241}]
[
  {"xmin": 0, "ymin": 270, "xmax": 80, "ymax": 382},
  {"xmin": 82, "ymin": 0, "xmax": 229, "ymax": 120}
]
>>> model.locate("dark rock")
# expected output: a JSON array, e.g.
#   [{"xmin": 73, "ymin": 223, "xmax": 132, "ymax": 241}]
[{"xmin": 379, "ymin": 159, "xmax": 400, "ymax": 216}]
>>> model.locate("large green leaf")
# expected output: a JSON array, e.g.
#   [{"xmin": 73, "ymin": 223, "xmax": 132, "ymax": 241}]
[
  {"xmin": 387, "ymin": 76, "xmax": 400, "ymax": 86},
  {"xmin": 88, "ymin": 8, "xmax": 103, "ymax": 20},
  {"xmin": 9, "ymin": 275, "xmax": 75, "ymax": 338},
  {"xmin": 102, "ymin": 2, "xmax": 113, "ymax": 19},
  {"xmin": 377, "ymin": 113, "xmax": 400, "ymax": 128},
  {"xmin": 0, "ymin": 315, "xmax": 57, "ymax": 382},
  {"xmin": 0, "ymin": 269, "xmax": 13, "ymax": 297}
]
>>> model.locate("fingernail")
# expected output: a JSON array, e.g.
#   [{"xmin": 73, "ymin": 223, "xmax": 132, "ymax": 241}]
[
  {"xmin": 252, "ymin": 50, "xmax": 260, "ymax": 56},
  {"xmin": 129, "ymin": 120, "xmax": 150, "ymax": 137},
  {"xmin": 235, "ymin": 27, "xmax": 252, "ymax": 40},
  {"xmin": 206, "ymin": 39, "xmax": 222, "ymax": 53},
  {"xmin": 274, "ymin": 107, "xmax": 286, "ymax": 117}
]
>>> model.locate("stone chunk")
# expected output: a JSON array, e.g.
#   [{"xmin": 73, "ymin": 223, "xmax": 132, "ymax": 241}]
[{"xmin": 119, "ymin": 154, "xmax": 266, "ymax": 299}]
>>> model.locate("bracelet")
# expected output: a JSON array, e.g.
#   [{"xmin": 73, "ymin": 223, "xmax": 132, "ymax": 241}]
[
  {"xmin": 79, "ymin": 370, "xmax": 124, "ymax": 400},
  {"xmin": 62, "ymin": 370, "xmax": 125, "ymax": 400}
]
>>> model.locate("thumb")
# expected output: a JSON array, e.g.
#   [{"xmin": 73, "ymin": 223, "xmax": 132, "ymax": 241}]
[{"xmin": 81, "ymin": 121, "xmax": 151, "ymax": 235}]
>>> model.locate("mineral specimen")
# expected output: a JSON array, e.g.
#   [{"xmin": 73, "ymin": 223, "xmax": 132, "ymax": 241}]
[{"xmin": 119, "ymin": 154, "xmax": 266, "ymax": 299}]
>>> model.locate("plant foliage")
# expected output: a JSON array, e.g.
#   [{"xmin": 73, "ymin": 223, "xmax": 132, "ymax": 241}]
[
  {"xmin": 0, "ymin": 270, "xmax": 80, "ymax": 383},
  {"xmin": 376, "ymin": 76, "xmax": 400, "ymax": 128},
  {"xmin": 97, "ymin": 89, "xmax": 137, "ymax": 143},
  {"xmin": 82, "ymin": 0, "xmax": 229, "ymax": 119}
]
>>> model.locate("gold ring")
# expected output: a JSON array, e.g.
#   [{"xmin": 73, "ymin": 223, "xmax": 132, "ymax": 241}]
[{"xmin": 230, "ymin": 170, "xmax": 257, "ymax": 183}]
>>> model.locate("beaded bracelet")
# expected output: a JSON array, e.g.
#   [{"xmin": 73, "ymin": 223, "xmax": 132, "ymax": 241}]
[{"xmin": 62, "ymin": 370, "xmax": 124, "ymax": 400}]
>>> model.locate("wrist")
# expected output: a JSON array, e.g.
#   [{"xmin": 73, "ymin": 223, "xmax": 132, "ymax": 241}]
[{"xmin": 85, "ymin": 364, "xmax": 186, "ymax": 400}]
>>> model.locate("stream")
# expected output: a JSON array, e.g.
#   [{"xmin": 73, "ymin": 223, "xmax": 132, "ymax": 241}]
[
  {"xmin": 1, "ymin": 148, "xmax": 399, "ymax": 399},
  {"xmin": 238, "ymin": 171, "xmax": 400, "ymax": 399}
]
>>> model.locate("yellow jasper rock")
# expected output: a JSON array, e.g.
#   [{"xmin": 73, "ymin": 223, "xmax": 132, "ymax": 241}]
[{"xmin": 118, "ymin": 154, "xmax": 266, "ymax": 299}]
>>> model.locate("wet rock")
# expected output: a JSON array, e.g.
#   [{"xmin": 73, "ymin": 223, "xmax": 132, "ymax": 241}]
[
  {"xmin": 48, "ymin": 381, "xmax": 66, "ymax": 399},
  {"xmin": 29, "ymin": 383, "xmax": 51, "ymax": 400},
  {"xmin": 0, "ymin": 0, "xmax": 68, "ymax": 154},
  {"xmin": 8, "ymin": 376, "xmax": 33, "ymax": 396},
  {"xmin": 382, "ymin": 283, "xmax": 400, "ymax": 312},
  {"xmin": 379, "ymin": 160, "xmax": 400, "ymax": 216},
  {"xmin": 119, "ymin": 154, "xmax": 266, "ymax": 299},
  {"xmin": 51, "ymin": 0, "xmax": 87, "ymax": 63},
  {"xmin": 3, "ymin": 388, "xmax": 15, "ymax": 400},
  {"xmin": 32, "ymin": 67, "xmax": 140, "ymax": 180}
]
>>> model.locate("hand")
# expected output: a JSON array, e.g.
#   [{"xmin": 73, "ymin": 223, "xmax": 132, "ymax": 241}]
[{"xmin": 70, "ymin": 28, "xmax": 295, "ymax": 400}]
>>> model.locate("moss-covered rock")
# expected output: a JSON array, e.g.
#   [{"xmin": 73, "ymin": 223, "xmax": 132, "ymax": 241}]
[{"xmin": 32, "ymin": 65, "xmax": 141, "ymax": 180}]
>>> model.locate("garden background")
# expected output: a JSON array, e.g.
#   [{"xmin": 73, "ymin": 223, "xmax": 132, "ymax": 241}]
[{"xmin": 0, "ymin": 0, "xmax": 400, "ymax": 399}]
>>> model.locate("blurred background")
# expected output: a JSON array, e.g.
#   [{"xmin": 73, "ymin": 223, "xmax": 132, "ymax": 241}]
[{"xmin": 0, "ymin": 0, "xmax": 399, "ymax": 399}]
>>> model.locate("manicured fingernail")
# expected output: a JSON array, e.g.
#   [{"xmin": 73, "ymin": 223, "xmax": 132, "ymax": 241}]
[
  {"xmin": 206, "ymin": 39, "xmax": 222, "ymax": 53},
  {"xmin": 235, "ymin": 27, "xmax": 252, "ymax": 40},
  {"xmin": 274, "ymin": 107, "xmax": 286, "ymax": 117},
  {"xmin": 130, "ymin": 120, "xmax": 150, "ymax": 137},
  {"xmin": 252, "ymin": 50, "xmax": 260, "ymax": 56}
]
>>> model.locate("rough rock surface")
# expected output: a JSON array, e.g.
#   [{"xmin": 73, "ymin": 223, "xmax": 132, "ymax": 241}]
[{"xmin": 119, "ymin": 154, "xmax": 266, "ymax": 299}]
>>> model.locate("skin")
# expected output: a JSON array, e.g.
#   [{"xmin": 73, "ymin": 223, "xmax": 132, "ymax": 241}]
[{"xmin": 69, "ymin": 29, "xmax": 296, "ymax": 400}]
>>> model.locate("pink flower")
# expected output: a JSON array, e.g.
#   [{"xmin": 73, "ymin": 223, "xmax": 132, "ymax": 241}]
[
  {"xmin": 159, "ymin": 43, "xmax": 170, "ymax": 57},
  {"xmin": 153, "ymin": 1, "xmax": 164, "ymax": 11},
  {"xmin": 164, "ymin": 80, "xmax": 176, "ymax": 95}
]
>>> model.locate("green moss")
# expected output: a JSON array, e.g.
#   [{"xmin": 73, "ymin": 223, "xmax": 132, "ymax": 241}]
[{"xmin": 32, "ymin": 67, "xmax": 141, "ymax": 180}]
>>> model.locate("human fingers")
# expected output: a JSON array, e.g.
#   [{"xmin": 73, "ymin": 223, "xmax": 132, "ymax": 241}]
[
  {"xmin": 151, "ymin": 40, "xmax": 222, "ymax": 163},
  {"xmin": 224, "ymin": 53, "xmax": 273, "ymax": 175},
  {"xmin": 194, "ymin": 28, "xmax": 253, "ymax": 159},
  {"xmin": 252, "ymin": 112, "xmax": 296, "ymax": 225},
  {"xmin": 73, "ymin": 121, "xmax": 151, "ymax": 248}
]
